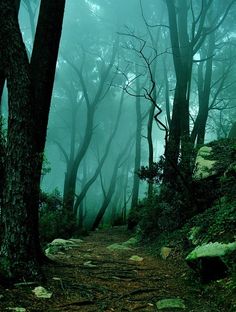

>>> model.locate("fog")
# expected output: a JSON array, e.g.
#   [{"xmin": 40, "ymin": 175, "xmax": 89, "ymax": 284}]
[{"xmin": 10, "ymin": 0, "xmax": 236, "ymax": 228}]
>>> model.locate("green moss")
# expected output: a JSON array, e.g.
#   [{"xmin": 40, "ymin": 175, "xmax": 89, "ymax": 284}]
[
  {"xmin": 107, "ymin": 243, "xmax": 131, "ymax": 251},
  {"xmin": 156, "ymin": 298, "xmax": 186, "ymax": 309},
  {"xmin": 186, "ymin": 242, "xmax": 236, "ymax": 260}
]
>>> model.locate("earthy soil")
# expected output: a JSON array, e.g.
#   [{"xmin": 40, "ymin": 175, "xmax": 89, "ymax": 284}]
[{"xmin": 0, "ymin": 226, "xmax": 226, "ymax": 311}]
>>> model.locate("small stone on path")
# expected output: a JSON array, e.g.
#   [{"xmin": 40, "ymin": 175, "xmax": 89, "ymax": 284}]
[
  {"xmin": 156, "ymin": 298, "xmax": 186, "ymax": 309},
  {"xmin": 32, "ymin": 286, "xmax": 52, "ymax": 299},
  {"xmin": 160, "ymin": 247, "xmax": 172, "ymax": 260},
  {"xmin": 129, "ymin": 255, "xmax": 143, "ymax": 262},
  {"xmin": 83, "ymin": 260, "xmax": 97, "ymax": 267}
]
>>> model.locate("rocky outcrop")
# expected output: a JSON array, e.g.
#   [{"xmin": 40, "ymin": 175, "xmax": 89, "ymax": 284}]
[
  {"xmin": 186, "ymin": 242, "xmax": 236, "ymax": 282},
  {"xmin": 193, "ymin": 146, "xmax": 216, "ymax": 180}
]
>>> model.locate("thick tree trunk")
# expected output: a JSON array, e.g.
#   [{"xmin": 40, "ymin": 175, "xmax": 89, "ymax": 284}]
[
  {"xmin": 0, "ymin": 0, "xmax": 41, "ymax": 280},
  {"xmin": 0, "ymin": 0, "xmax": 20, "ymax": 104},
  {"xmin": 0, "ymin": 0, "xmax": 65, "ymax": 281},
  {"xmin": 163, "ymin": 0, "xmax": 192, "ymax": 182},
  {"xmin": 29, "ymin": 0, "xmax": 66, "ymax": 260}
]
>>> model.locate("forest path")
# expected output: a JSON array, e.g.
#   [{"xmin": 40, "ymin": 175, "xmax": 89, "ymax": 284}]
[{"xmin": 0, "ymin": 226, "xmax": 219, "ymax": 311}]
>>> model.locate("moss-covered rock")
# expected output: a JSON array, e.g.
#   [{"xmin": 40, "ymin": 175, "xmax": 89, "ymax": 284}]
[
  {"xmin": 160, "ymin": 247, "xmax": 172, "ymax": 260},
  {"xmin": 45, "ymin": 238, "xmax": 83, "ymax": 255},
  {"xmin": 156, "ymin": 298, "xmax": 186, "ymax": 310},
  {"xmin": 193, "ymin": 146, "xmax": 216, "ymax": 180},
  {"xmin": 186, "ymin": 242, "xmax": 236, "ymax": 282},
  {"xmin": 129, "ymin": 255, "xmax": 143, "ymax": 262},
  {"xmin": 32, "ymin": 286, "xmax": 52, "ymax": 299}
]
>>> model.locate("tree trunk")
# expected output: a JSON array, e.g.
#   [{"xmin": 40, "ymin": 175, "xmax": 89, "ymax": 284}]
[
  {"xmin": 0, "ymin": 0, "xmax": 41, "ymax": 280},
  {"xmin": 73, "ymin": 91, "xmax": 124, "ymax": 215},
  {"xmin": 92, "ymin": 137, "xmax": 133, "ymax": 230},
  {"xmin": 191, "ymin": 32, "xmax": 215, "ymax": 145},
  {"xmin": 147, "ymin": 102, "xmax": 155, "ymax": 197},
  {"xmin": 0, "ymin": 0, "xmax": 65, "ymax": 281},
  {"xmin": 130, "ymin": 78, "xmax": 142, "ymax": 210},
  {"xmin": 30, "ymin": 0, "xmax": 65, "ymax": 260},
  {"xmin": 163, "ymin": 0, "xmax": 192, "ymax": 181}
]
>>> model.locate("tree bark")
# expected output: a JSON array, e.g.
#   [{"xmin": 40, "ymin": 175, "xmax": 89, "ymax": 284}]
[
  {"xmin": 0, "ymin": 0, "xmax": 65, "ymax": 281},
  {"xmin": 191, "ymin": 32, "xmax": 215, "ymax": 145},
  {"xmin": 29, "ymin": 0, "xmax": 66, "ymax": 261},
  {"xmin": 130, "ymin": 76, "xmax": 142, "ymax": 210},
  {"xmin": 0, "ymin": 0, "xmax": 41, "ymax": 280}
]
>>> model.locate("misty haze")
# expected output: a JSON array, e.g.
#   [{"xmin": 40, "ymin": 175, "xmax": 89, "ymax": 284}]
[{"xmin": 0, "ymin": 0, "xmax": 236, "ymax": 311}]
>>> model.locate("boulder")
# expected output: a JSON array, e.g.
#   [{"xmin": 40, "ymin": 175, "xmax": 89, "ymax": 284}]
[
  {"xmin": 193, "ymin": 146, "xmax": 216, "ymax": 180},
  {"xmin": 45, "ymin": 238, "xmax": 83, "ymax": 255},
  {"xmin": 186, "ymin": 241, "xmax": 236, "ymax": 282}
]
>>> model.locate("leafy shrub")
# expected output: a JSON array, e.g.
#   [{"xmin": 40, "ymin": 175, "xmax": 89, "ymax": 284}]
[
  {"xmin": 138, "ymin": 157, "xmax": 165, "ymax": 184},
  {"xmin": 186, "ymin": 197, "xmax": 236, "ymax": 244},
  {"xmin": 39, "ymin": 190, "xmax": 77, "ymax": 243},
  {"xmin": 138, "ymin": 196, "xmax": 161, "ymax": 237}
]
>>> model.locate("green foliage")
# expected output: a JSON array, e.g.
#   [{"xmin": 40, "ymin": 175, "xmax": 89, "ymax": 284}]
[
  {"xmin": 127, "ymin": 202, "xmax": 144, "ymax": 230},
  {"xmin": 134, "ymin": 139, "xmax": 236, "ymax": 245},
  {"xmin": 208, "ymin": 138, "xmax": 236, "ymax": 174},
  {"xmin": 187, "ymin": 197, "xmax": 236, "ymax": 244},
  {"xmin": 41, "ymin": 154, "xmax": 51, "ymax": 177},
  {"xmin": 39, "ymin": 190, "xmax": 77, "ymax": 243},
  {"xmin": 138, "ymin": 196, "xmax": 161, "ymax": 237},
  {"xmin": 138, "ymin": 157, "xmax": 164, "ymax": 184}
]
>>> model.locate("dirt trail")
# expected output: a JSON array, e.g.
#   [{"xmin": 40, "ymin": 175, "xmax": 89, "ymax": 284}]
[{"xmin": 0, "ymin": 226, "xmax": 220, "ymax": 311}]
